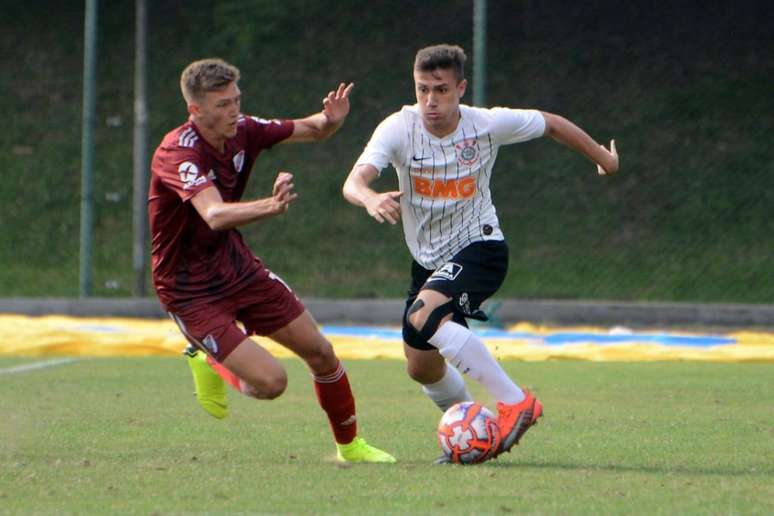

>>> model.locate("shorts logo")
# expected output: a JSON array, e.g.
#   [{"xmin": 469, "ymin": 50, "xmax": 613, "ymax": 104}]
[
  {"xmin": 233, "ymin": 150, "xmax": 245, "ymax": 173},
  {"xmin": 202, "ymin": 334, "xmax": 219, "ymax": 354},
  {"xmin": 455, "ymin": 139, "xmax": 479, "ymax": 166},
  {"xmin": 430, "ymin": 262, "xmax": 463, "ymax": 281},
  {"xmin": 178, "ymin": 161, "xmax": 207, "ymax": 190},
  {"xmin": 458, "ymin": 292, "xmax": 471, "ymax": 315}
]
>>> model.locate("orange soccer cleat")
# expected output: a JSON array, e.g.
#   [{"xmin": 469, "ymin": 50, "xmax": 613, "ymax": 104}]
[{"xmin": 493, "ymin": 390, "xmax": 543, "ymax": 457}]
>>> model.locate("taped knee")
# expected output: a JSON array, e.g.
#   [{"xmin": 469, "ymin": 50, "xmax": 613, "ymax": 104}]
[
  {"xmin": 406, "ymin": 299, "xmax": 454, "ymax": 341},
  {"xmin": 402, "ymin": 322, "xmax": 434, "ymax": 350}
]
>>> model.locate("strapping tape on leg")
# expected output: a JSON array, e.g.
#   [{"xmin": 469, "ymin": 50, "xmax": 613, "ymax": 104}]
[{"xmin": 406, "ymin": 299, "xmax": 454, "ymax": 341}]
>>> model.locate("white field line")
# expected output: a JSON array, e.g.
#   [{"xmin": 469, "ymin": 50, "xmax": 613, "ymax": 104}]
[{"xmin": 0, "ymin": 358, "xmax": 80, "ymax": 375}]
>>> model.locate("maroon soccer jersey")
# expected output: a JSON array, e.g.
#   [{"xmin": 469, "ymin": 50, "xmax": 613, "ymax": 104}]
[{"xmin": 148, "ymin": 115, "xmax": 294, "ymax": 309}]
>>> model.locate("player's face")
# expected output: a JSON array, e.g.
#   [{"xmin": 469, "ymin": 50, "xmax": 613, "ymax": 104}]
[
  {"xmin": 190, "ymin": 82, "xmax": 242, "ymax": 143},
  {"xmin": 414, "ymin": 68, "xmax": 467, "ymax": 136}
]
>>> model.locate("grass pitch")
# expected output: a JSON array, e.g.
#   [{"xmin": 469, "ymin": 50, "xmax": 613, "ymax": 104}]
[{"xmin": 1, "ymin": 357, "xmax": 772, "ymax": 514}]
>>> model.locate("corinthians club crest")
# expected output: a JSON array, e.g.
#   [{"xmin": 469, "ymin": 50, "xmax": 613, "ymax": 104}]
[{"xmin": 455, "ymin": 139, "xmax": 479, "ymax": 166}]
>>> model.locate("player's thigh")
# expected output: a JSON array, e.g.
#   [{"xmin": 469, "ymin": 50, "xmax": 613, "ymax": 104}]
[
  {"xmin": 405, "ymin": 261, "xmax": 453, "ymax": 330},
  {"xmin": 268, "ymin": 310, "xmax": 337, "ymax": 373},
  {"xmin": 222, "ymin": 337, "xmax": 287, "ymax": 397},
  {"xmin": 422, "ymin": 240, "xmax": 508, "ymax": 319},
  {"xmin": 403, "ymin": 260, "xmax": 468, "ymax": 347},
  {"xmin": 232, "ymin": 267, "xmax": 334, "ymax": 370},
  {"xmin": 409, "ymin": 288, "xmax": 454, "ymax": 328},
  {"xmin": 169, "ymin": 304, "xmax": 244, "ymax": 362},
  {"xmin": 236, "ymin": 266, "xmax": 306, "ymax": 341},
  {"xmin": 403, "ymin": 341, "xmax": 446, "ymax": 384}
]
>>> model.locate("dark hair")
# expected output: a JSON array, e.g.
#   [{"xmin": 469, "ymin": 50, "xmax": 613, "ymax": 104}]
[
  {"xmin": 180, "ymin": 58, "xmax": 240, "ymax": 103},
  {"xmin": 414, "ymin": 44, "xmax": 466, "ymax": 82}
]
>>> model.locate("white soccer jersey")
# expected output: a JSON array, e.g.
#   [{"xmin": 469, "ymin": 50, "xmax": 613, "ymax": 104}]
[{"xmin": 356, "ymin": 104, "xmax": 546, "ymax": 269}]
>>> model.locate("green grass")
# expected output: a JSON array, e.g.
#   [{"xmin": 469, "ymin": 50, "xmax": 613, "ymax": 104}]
[{"xmin": 1, "ymin": 357, "xmax": 772, "ymax": 514}]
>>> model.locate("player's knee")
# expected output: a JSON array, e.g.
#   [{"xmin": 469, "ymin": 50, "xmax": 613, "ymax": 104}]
[
  {"xmin": 243, "ymin": 369, "xmax": 287, "ymax": 400},
  {"xmin": 407, "ymin": 308, "xmax": 428, "ymax": 333},
  {"xmin": 260, "ymin": 371, "xmax": 288, "ymax": 399},
  {"xmin": 406, "ymin": 299, "xmax": 453, "ymax": 340},
  {"xmin": 303, "ymin": 339, "xmax": 337, "ymax": 373},
  {"xmin": 406, "ymin": 299, "xmax": 430, "ymax": 333}
]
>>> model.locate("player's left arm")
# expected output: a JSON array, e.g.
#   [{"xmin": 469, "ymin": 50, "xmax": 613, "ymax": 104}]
[
  {"xmin": 282, "ymin": 82, "xmax": 355, "ymax": 143},
  {"xmin": 190, "ymin": 172, "xmax": 297, "ymax": 231},
  {"xmin": 541, "ymin": 112, "xmax": 619, "ymax": 176}
]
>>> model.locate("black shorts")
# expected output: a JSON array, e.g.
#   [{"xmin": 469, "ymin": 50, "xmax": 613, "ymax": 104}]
[{"xmin": 402, "ymin": 240, "xmax": 509, "ymax": 350}]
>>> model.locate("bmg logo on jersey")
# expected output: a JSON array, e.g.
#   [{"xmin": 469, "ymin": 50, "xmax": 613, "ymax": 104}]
[
  {"xmin": 430, "ymin": 262, "xmax": 463, "ymax": 281},
  {"xmin": 413, "ymin": 176, "xmax": 476, "ymax": 199}
]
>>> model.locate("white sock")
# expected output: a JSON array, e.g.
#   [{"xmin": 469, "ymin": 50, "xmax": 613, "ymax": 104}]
[
  {"xmin": 429, "ymin": 321, "xmax": 525, "ymax": 404},
  {"xmin": 422, "ymin": 364, "xmax": 472, "ymax": 412}
]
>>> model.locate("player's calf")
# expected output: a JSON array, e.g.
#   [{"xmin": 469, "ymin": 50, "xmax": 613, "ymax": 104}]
[{"xmin": 300, "ymin": 339, "xmax": 338, "ymax": 376}]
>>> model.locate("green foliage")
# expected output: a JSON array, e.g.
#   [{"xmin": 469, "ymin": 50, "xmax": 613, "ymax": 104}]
[
  {"xmin": 0, "ymin": 357, "xmax": 772, "ymax": 513},
  {"xmin": 1, "ymin": 0, "xmax": 772, "ymax": 301}
]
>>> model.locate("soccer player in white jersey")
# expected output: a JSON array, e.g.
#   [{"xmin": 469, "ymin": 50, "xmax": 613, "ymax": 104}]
[{"xmin": 343, "ymin": 44, "xmax": 619, "ymax": 462}]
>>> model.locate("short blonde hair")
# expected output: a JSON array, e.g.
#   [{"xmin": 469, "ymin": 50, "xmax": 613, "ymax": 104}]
[{"xmin": 180, "ymin": 58, "xmax": 240, "ymax": 103}]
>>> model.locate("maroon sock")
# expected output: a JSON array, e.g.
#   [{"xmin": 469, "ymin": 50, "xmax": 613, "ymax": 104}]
[{"xmin": 313, "ymin": 360, "xmax": 357, "ymax": 444}]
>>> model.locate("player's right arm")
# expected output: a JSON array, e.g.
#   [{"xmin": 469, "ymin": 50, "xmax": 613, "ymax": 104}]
[
  {"xmin": 191, "ymin": 172, "xmax": 298, "ymax": 231},
  {"xmin": 342, "ymin": 164, "xmax": 403, "ymax": 225},
  {"xmin": 343, "ymin": 113, "xmax": 405, "ymax": 225}
]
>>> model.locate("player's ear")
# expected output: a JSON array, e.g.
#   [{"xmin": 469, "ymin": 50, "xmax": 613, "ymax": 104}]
[
  {"xmin": 457, "ymin": 79, "xmax": 467, "ymax": 98},
  {"xmin": 187, "ymin": 102, "xmax": 200, "ymax": 117}
]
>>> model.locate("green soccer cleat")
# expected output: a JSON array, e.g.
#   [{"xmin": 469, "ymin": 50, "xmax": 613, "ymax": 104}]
[
  {"xmin": 186, "ymin": 347, "xmax": 228, "ymax": 419},
  {"xmin": 336, "ymin": 437, "xmax": 396, "ymax": 464}
]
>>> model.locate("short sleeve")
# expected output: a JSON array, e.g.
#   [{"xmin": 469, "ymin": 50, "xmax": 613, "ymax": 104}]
[
  {"xmin": 489, "ymin": 108, "xmax": 546, "ymax": 146},
  {"xmin": 154, "ymin": 151, "xmax": 213, "ymax": 201},
  {"xmin": 242, "ymin": 116, "xmax": 295, "ymax": 158},
  {"xmin": 355, "ymin": 113, "xmax": 404, "ymax": 173}
]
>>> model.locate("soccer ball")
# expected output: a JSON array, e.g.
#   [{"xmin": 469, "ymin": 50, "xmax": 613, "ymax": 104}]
[{"xmin": 437, "ymin": 401, "xmax": 500, "ymax": 464}]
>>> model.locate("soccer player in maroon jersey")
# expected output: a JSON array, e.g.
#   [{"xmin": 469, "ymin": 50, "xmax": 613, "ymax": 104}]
[{"xmin": 149, "ymin": 58, "xmax": 394, "ymax": 463}]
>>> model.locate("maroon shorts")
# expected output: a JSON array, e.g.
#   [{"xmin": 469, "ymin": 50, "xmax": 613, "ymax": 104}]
[{"xmin": 168, "ymin": 267, "xmax": 305, "ymax": 362}]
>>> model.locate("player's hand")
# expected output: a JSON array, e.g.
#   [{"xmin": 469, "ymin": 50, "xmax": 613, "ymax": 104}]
[
  {"xmin": 273, "ymin": 171, "xmax": 294, "ymax": 196},
  {"xmin": 322, "ymin": 82, "xmax": 354, "ymax": 125},
  {"xmin": 365, "ymin": 191, "xmax": 403, "ymax": 224},
  {"xmin": 597, "ymin": 139, "xmax": 619, "ymax": 176},
  {"xmin": 272, "ymin": 171, "xmax": 298, "ymax": 213}
]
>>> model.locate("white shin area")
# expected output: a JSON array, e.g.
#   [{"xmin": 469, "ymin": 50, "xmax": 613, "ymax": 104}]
[
  {"xmin": 421, "ymin": 363, "xmax": 472, "ymax": 412},
  {"xmin": 428, "ymin": 321, "xmax": 525, "ymax": 405}
]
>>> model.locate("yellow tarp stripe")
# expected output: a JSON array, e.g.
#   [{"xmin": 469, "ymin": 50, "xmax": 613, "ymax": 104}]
[{"xmin": 1, "ymin": 315, "xmax": 773, "ymax": 363}]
